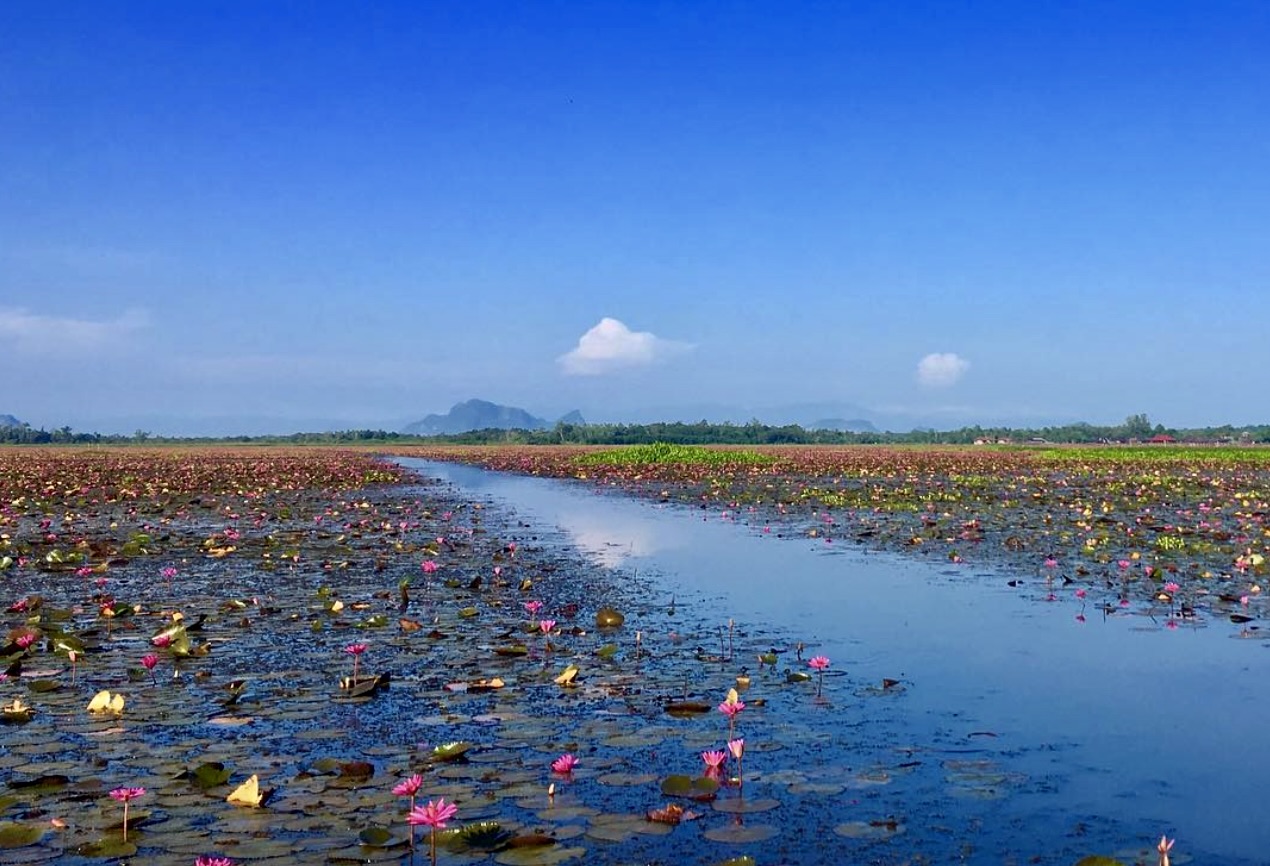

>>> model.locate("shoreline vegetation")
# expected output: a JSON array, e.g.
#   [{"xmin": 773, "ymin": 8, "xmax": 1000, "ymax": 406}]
[{"xmin": 3, "ymin": 412, "xmax": 1270, "ymax": 446}]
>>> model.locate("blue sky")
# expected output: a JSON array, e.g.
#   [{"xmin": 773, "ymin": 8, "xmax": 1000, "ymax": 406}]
[{"xmin": 3, "ymin": 1, "xmax": 1268, "ymax": 434}]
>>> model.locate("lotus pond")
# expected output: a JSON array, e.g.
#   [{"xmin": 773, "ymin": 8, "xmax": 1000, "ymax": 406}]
[{"xmin": 1, "ymin": 446, "xmax": 1267, "ymax": 866}]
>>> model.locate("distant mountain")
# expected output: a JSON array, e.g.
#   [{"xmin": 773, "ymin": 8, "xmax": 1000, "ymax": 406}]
[
  {"xmin": 403, "ymin": 399, "xmax": 583, "ymax": 435},
  {"xmin": 557, "ymin": 410, "xmax": 587, "ymax": 426},
  {"xmin": 0, "ymin": 414, "xmax": 24, "ymax": 428},
  {"xmin": 810, "ymin": 417, "xmax": 878, "ymax": 433}
]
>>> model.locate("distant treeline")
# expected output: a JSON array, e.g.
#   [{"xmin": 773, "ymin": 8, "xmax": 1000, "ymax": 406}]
[{"xmin": 4, "ymin": 414, "xmax": 1270, "ymax": 446}]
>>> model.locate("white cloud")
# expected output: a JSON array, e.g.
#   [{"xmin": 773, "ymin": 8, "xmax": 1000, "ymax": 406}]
[
  {"xmin": 0, "ymin": 307, "xmax": 150, "ymax": 356},
  {"xmin": 558, "ymin": 317, "xmax": 692, "ymax": 375},
  {"xmin": 916, "ymin": 352, "xmax": 970, "ymax": 387}
]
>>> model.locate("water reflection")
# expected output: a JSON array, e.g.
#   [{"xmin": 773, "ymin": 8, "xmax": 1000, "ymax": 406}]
[{"xmin": 403, "ymin": 459, "xmax": 1270, "ymax": 864}]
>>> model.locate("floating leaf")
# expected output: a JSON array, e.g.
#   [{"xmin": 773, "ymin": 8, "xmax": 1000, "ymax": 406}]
[
  {"xmin": 86, "ymin": 690, "xmax": 124, "ymax": 715},
  {"xmin": 431, "ymin": 742, "xmax": 473, "ymax": 762},
  {"xmin": 659, "ymin": 775, "xmax": 718, "ymax": 801},
  {"xmin": 188, "ymin": 763, "xmax": 232, "ymax": 789},
  {"xmin": 226, "ymin": 774, "xmax": 272, "ymax": 807},
  {"xmin": 664, "ymin": 701, "xmax": 711, "ymax": 717},
  {"xmin": 554, "ymin": 665, "xmax": 579, "ymax": 686},
  {"xmin": 494, "ymin": 845, "xmax": 586, "ymax": 866},
  {"xmin": 1, "ymin": 698, "xmax": 34, "ymax": 724},
  {"xmin": 595, "ymin": 608, "xmax": 624, "ymax": 628},
  {"xmin": 76, "ymin": 837, "xmax": 138, "ymax": 857},
  {"xmin": 494, "ymin": 645, "xmax": 529, "ymax": 657},
  {"xmin": 0, "ymin": 821, "xmax": 45, "ymax": 848},
  {"xmin": 453, "ymin": 821, "xmax": 514, "ymax": 852},
  {"xmin": 358, "ymin": 826, "xmax": 403, "ymax": 848}
]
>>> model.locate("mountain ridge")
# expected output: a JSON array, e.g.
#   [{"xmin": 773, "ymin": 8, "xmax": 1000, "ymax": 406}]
[{"xmin": 402, "ymin": 399, "xmax": 584, "ymax": 435}]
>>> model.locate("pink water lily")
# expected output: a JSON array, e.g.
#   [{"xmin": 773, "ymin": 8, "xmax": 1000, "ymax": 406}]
[
  {"xmin": 408, "ymin": 797, "xmax": 459, "ymax": 866},
  {"xmin": 808, "ymin": 655, "xmax": 830, "ymax": 696},
  {"xmin": 344, "ymin": 643, "xmax": 368, "ymax": 680},
  {"xmin": 524, "ymin": 600, "xmax": 544, "ymax": 615},
  {"xmin": 141, "ymin": 653, "xmax": 160, "ymax": 685},
  {"xmin": 109, "ymin": 786, "xmax": 145, "ymax": 840},
  {"xmin": 728, "ymin": 738, "xmax": 745, "ymax": 788},
  {"xmin": 701, "ymin": 749, "xmax": 727, "ymax": 777},
  {"xmin": 195, "ymin": 858, "xmax": 235, "ymax": 866},
  {"xmin": 539, "ymin": 619, "xmax": 556, "ymax": 635},
  {"xmin": 393, "ymin": 773, "xmax": 424, "ymax": 850},
  {"xmin": 551, "ymin": 753, "xmax": 578, "ymax": 774},
  {"xmin": 407, "ymin": 796, "xmax": 458, "ymax": 828},
  {"xmin": 393, "ymin": 774, "xmax": 423, "ymax": 798}
]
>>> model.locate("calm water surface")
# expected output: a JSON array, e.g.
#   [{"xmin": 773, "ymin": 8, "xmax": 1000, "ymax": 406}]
[{"xmin": 404, "ymin": 459, "xmax": 1270, "ymax": 863}]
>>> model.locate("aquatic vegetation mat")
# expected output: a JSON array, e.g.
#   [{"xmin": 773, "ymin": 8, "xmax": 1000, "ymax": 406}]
[{"xmin": 0, "ymin": 447, "xmax": 1237, "ymax": 864}]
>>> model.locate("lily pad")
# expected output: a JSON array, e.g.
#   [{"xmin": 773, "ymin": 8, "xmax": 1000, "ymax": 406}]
[
  {"xmin": 659, "ymin": 775, "xmax": 719, "ymax": 800},
  {"xmin": 0, "ymin": 822, "xmax": 44, "ymax": 848}
]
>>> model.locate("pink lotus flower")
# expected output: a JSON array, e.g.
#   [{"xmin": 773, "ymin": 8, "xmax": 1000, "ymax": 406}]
[
  {"xmin": 141, "ymin": 652, "xmax": 160, "ymax": 684},
  {"xmin": 524, "ymin": 600, "xmax": 544, "ymax": 615},
  {"xmin": 15, "ymin": 632, "xmax": 36, "ymax": 650},
  {"xmin": 808, "ymin": 655, "xmax": 830, "ymax": 696},
  {"xmin": 152, "ymin": 634, "xmax": 172, "ymax": 648},
  {"xmin": 551, "ymin": 753, "xmax": 578, "ymax": 774},
  {"xmin": 717, "ymin": 698, "xmax": 745, "ymax": 719},
  {"xmin": 161, "ymin": 566, "xmax": 178, "ymax": 580},
  {"xmin": 345, "ymin": 643, "xmax": 368, "ymax": 680},
  {"xmin": 75, "ymin": 566, "xmax": 93, "ymax": 578},
  {"xmin": 393, "ymin": 774, "xmax": 423, "ymax": 798},
  {"xmin": 195, "ymin": 858, "xmax": 235, "ymax": 866},
  {"xmin": 421, "ymin": 560, "xmax": 438, "ymax": 574},
  {"xmin": 539, "ymin": 619, "xmax": 556, "ymax": 634},
  {"xmin": 1164, "ymin": 582, "xmax": 1180, "ymax": 594},
  {"xmin": 1075, "ymin": 589, "xmax": 1087, "ymax": 599},
  {"xmin": 728, "ymin": 738, "xmax": 745, "ymax": 787},
  {"xmin": 701, "ymin": 750, "xmax": 727, "ymax": 774},
  {"xmin": 408, "ymin": 797, "xmax": 458, "ymax": 866},
  {"xmin": 109, "ymin": 786, "xmax": 145, "ymax": 841}
]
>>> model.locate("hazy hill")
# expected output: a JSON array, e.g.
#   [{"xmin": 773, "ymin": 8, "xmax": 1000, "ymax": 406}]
[
  {"xmin": 403, "ymin": 399, "xmax": 583, "ymax": 435},
  {"xmin": 0, "ymin": 414, "xmax": 24, "ymax": 428},
  {"xmin": 810, "ymin": 417, "xmax": 879, "ymax": 433}
]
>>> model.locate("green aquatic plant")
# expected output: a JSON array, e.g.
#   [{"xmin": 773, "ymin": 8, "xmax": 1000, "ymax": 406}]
[{"xmin": 576, "ymin": 442, "xmax": 774, "ymax": 467}]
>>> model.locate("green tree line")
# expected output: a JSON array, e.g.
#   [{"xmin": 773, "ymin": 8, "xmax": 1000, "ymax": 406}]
[{"xmin": 3, "ymin": 415, "xmax": 1268, "ymax": 447}]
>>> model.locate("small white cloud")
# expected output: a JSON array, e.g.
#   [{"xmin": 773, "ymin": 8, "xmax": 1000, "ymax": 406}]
[
  {"xmin": 558, "ymin": 317, "xmax": 692, "ymax": 376},
  {"xmin": 0, "ymin": 307, "xmax": 150, "ymax": 356},
  {"xmin": 916, "ymin": 352, "xmax": 970, "ymax": 387}
]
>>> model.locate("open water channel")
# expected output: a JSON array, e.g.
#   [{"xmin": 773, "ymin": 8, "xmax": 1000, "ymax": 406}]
[{"xmin": 404, "ymin": 458, "xmax": 1270, "ymax": 865}]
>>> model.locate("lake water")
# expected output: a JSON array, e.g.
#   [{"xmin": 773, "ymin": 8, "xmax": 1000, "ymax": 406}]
[{"xmin": 403, "ymin": 459, "xmax": 1270, "ymax": 864}]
